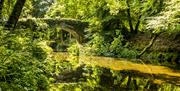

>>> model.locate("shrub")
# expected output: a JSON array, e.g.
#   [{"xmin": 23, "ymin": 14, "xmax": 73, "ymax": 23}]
[
  {"xmin": 0, "ymin": 30, "xmax": 53, "ymax": 90},
  {"xmin": 67, "ymin": 43, "xmax": 80, "ymax": 56},
  {"xmin": 117, "ymin": 48, "xmax": 137, "ymax": 58},
  {"xmin": 83, "ymin": 30, "xmax": 138, "ymax": 58}
]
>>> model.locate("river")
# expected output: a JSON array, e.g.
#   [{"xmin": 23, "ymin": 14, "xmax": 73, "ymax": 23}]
[{"xmin": 51, "ymin": 52, "xmax": 180, "ymax": 91}]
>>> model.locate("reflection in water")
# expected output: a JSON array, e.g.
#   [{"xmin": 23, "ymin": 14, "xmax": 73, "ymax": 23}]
[{"xmin": 51, "ymin": 52, "xmax": 180, "ymax": 91}]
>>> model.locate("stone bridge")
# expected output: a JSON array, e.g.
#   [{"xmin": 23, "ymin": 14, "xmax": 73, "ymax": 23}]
[{"xmin": 17, "ymin": 18, "xmax": 89, "ymax": 43}]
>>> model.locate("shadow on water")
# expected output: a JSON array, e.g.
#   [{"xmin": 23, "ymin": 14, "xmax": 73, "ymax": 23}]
[{"xmin": 51, "ymin": 52, "xmax": 180, "ymax": 91}]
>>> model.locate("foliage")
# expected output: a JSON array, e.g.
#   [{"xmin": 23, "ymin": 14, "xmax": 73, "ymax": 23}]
[
  {"xmin": 46, "ymin": 0, "xmax": 165, "ymax": 32},
  {"xmin": 87, "ymin": 33, "xmax": 110, "ymax": 56},
  {"xmin": 146, "ymin": 0, "xmax": 180, "ymax": 33},
  {"xmin": 32, "ymin": 0, "xmax": 54, "ymax": 18},
  {"xmin": 0, "ymin": 0, "xmax": 16, "ymax": 21},
  {"xmin": 46, "ymin": 0, "xmax": 167, "ymax": 59},
  {"xmin": 81, "ymin": 30, "xmax": 137, "ymax": 58},
  {"xmin": 1, "ymin": 0, "xmax": 180, "ymax": 90},
  {"xmin": 20, "ymin": 0, "xmax": 33, "ymax": 18},
  {"xmin": 0, "ymin": 29, "xmax": 53, "ymax": 90},
  {"xmin": 67, "ymin": 43, "xmax": 80, "ymax": 56}
]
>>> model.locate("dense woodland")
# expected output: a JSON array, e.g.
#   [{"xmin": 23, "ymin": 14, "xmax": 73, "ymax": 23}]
[{"xmin": 0, "ymin": 0, "xmax": 180, "ymax": 90}]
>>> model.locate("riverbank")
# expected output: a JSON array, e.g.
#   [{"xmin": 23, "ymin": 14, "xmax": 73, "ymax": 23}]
[{"xmin": 128, "ymin": 31, "xmax": 180, "ymax": 69}]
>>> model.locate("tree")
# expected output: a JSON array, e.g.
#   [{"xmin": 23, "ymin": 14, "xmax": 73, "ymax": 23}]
[
  {"xmin": 4, "ymin": 0, "xmax": 26, "ymax": 30},
  {"xmin": 0, "ymin": 0, "xmax": 4, "ymax": 20},
  {"xmin": 137, "ymin": 0, "xmax": 180, "ymax": 57},
  {"xmin": 47, "ymin": 0, "xmax": 165, "ymax": 34},
  {"xmin": 147, "ymin": 0, "xmax": 180, "ymax": 33},
  {"xmin": 32, "ymin": 0, "xmax": 54, "ymax": 18}
]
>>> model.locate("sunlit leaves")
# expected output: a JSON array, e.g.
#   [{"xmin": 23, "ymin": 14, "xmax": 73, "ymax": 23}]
[
  {"xmin": 1, "ymin": 0, "xmax": 16, "ymax": 21},
  {"xmin": 146, "ymin": 0, "xmax": 180, "ymax": 33},
  {"xmin": 106, "ymin": 0, "xmax": 127, "ymax": 15},
  {"xmin": 20, "ymin": 0, "xmax": 33, "ymax": 18},
  {"xmin": 0, "ymin": 30, "xmax": 53, "ymax": 90}
]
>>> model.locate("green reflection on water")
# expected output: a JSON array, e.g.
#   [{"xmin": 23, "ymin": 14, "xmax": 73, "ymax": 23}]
[{"xmin": 50, "ymin": 52, "xmax": 180, "ymax": 91}]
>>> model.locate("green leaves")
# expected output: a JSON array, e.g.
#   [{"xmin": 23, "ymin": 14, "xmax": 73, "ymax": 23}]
[
  {"xmin": 107, "ymin": 0, "xmax": 127, "ymax": 15},
  {"xmin": 146, "ymin": 0, "xmax": 180, "ymax": 33},
  {"xmin": 0, "ymin": 30, "xmax": 52, "ymax": 90}
]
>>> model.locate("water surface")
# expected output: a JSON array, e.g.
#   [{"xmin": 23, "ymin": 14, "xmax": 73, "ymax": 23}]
[{"xmin": 52, "ymin": 52, "xmax": 180, "ymax": 90}]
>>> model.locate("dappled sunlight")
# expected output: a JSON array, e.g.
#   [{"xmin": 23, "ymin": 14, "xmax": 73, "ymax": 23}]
[
  {"xmin": 53, "ymin": 52, "xmax": 180, "ymax": 86},
  {"xmin": 54, "ymin": 52, "xmax": 180, "ymax": 76},
  {"xmin": 1, "ymin": 0, "xmax": 180, "ymax": 90}
]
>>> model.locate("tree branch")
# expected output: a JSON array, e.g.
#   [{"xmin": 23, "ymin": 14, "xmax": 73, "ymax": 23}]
[
  {"xmin": 134, "ymin": 14, "xmax": 142, "ymax": 34},
  {"xmin": 137, "ymin": 33, "xmax": 160, "ymax": 58}
]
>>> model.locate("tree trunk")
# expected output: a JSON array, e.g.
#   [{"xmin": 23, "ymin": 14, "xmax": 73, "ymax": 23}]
[
  {"xmin": 0, "ymin": 0, "xmax": 4, "ymax": 20},
  {"xmin": 126, "ymin": 1, "xmax": 134, "ymax": 32},
  {"xmin": 60, "ymin": 30, "xmax": 64, "ymax": 45},
  {"xmin": 4, "ymin": 0, "xmax": 26, "ymax": 30},
  {"xmin": 134, "ymin": 14, "xmax": 142, "ymax": 34}
]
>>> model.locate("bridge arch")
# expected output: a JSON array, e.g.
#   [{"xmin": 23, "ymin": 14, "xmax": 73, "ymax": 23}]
[
  {"xmin": 57, "ymin": 23, "xmax": 84, "ymax": 43},
  {"xmin": 17, "ymin": 18, "xmax": 89, "ymax": 43}
]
